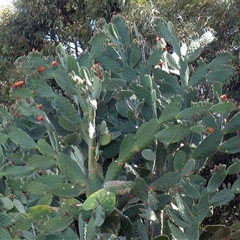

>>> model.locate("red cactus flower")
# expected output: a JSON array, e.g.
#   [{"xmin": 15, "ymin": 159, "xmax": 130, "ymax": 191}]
[
  {"xmin": 32, "ymin": 48, "xmax": 38, "ymax": 53},
  {"xmin": 51, "ymin": 61, "xmax": 57, "ymax": 67},
  {"xmin": 38, "ymin": 66, "xmax": 45, "ymax": 73},
  {"xmin": 220, "ymin": 94, "xmax": 227, "ymax": 100},
  {"xmin": 93, "ymin": 63, "xmax": 100, "ymax": 68},
  {"xmin": 37, "ymin": 116, "xmax": 44, "ymax": 121},
  {"xmin": 207, "ymin": 127, "xmax": 214, "ymax": 134},
  {"xmin": 97, "ymin": 70, "xmax": 102, "ymax": 79},
  {"xmin": 162, "ymin": 47, "xmax": 168, "ymax": 51},
  {"xmin": 156, "ymin": 36, "xmax": 162, "ymax": 41},
  {"xmin": 37, "ymin": 104, "xmax": 43, "ymax": 109},
  {"xmin": 11, "ymin": 80, "xmax": 25, "ymax": 89}
]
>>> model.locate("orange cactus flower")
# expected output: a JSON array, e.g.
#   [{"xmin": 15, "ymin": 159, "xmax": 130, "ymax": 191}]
[
  {"xmin": 37, "ymin": 104, "xmax": 43, "ymax": 109},
  {"xmin": 51, "ymin": 61, "xmax": 57, "ymax": 67},
  {"xmin": 37, "ymin": 116, "xmax": 44, "ymax": 121},
  {"xmin": 207, "ymin": 127, "xmax": 214, "ymax": 134},
  {"xmin": 220, "ymin": 94, "xmax": 227, "ymax": 100},
  {"xmin": 38, "ymin": 66, "xmax": 45, "ymax": 73}
]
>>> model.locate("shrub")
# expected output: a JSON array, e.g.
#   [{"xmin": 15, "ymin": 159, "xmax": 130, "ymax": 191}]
[{"xmin": 0, "ymin": 15, "xmax": 240, "ymax": 239}]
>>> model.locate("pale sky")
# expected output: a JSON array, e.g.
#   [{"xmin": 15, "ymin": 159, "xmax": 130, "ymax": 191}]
[{"xmin": 0, "ymin": 0, "xmax": 12, "ymax": 8}]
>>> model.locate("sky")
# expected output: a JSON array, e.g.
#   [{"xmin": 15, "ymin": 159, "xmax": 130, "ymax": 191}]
[{"xmin": 0, "ymin": 0, "xmax": 12, "ymax": 8}]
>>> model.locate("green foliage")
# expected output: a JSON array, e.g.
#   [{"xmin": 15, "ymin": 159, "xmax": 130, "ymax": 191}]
[{"xmin": 1, "ymin": 13, "xmax": 240, "ymax": 239}]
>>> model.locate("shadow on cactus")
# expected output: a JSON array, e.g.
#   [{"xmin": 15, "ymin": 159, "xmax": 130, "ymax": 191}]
[{"xmin": 0, "ymin": 15, "xmax": 240, "ymax": 239}]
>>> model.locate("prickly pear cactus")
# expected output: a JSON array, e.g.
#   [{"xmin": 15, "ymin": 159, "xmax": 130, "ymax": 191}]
[{"xmin": 0, "ymin": 14, "xmax": 239, "ymax": 239}]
